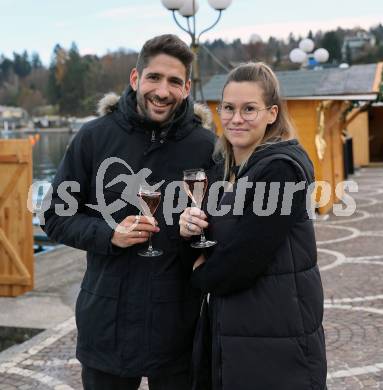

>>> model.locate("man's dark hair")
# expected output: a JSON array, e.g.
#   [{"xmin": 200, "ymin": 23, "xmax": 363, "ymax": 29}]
[{"xmin": 136, "ymin": 34, "xmax": 194, "ymax": 80}]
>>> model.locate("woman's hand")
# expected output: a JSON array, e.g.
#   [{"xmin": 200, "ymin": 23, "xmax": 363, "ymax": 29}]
[
  {"xmin": 193, "ymin": 254, "xmax": 206, "ymax": 270},
  {"xmin": 179, "ymin": 207, "xmax": 209, "ymax": 239}
]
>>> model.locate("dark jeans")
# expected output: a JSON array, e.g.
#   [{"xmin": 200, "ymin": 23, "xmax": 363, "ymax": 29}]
[{"xmin": 82, "ymin": 365, "xmax": 191, "ymax": 390}]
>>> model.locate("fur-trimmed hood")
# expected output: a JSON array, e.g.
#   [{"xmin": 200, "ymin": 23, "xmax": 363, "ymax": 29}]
[{"xmin": 97, "ymin": 92, "xmax": 213, "ymax": 130}]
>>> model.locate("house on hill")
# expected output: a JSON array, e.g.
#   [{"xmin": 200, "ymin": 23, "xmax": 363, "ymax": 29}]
[{"xmin": 0, "ymin": 106, "xmax": 29, "ymax": 129}]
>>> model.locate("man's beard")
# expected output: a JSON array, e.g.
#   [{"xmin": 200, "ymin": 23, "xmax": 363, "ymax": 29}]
[{"xmin": 136, "ymin": 86, "xmax": 182, "ymax": 124}]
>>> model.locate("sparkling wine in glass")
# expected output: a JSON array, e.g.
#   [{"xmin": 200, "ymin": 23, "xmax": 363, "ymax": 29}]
[
  {"xmin": 183, "ymin": 169, "xmax": 217, "ymax": 248},
  {"xmin": 138, "ymin": 185, "xmax": 163, "ymax": 257}
]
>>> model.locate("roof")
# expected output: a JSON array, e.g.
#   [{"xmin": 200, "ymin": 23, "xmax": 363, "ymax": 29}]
[
  {"xmin": 200, "ymin": 63, "xmax": 382, "ymax": 102},
  {"xmin": 0, "ymin": 105, "xmax": 28, "ymax": 118}
]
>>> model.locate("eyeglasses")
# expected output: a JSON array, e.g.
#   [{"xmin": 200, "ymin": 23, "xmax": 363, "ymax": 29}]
[{"xmin": 217, "ymin": 103, "xmax": 272, "ymax": 122}]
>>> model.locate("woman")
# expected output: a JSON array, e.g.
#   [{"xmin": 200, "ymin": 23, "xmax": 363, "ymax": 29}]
[{"xmin": 179, "ymin": 62, "xmax": 327, "ymax": 390}]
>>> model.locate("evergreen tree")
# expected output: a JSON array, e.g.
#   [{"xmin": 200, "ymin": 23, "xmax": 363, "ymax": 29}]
[
  {"xmin": 0, "ymin": 56, "xmax": 13, "ymax": 82},
  {"xmin": 370, "ymin": 23, "xmax": 383, "ymax": 45},
  {"xmin": 59, "ymin": 42, "xmax": 87, "ymax": 115},
  {"xmin": 47, "ymin": 44, "xmax": 66, "ymax": 106},
  {"xmin": 13, "ymin": 50, "xmax": 31, "ymax": 78},
  {"xmin": 31, "ymin": 52, "xmax": 43, "ymax": 69},
  {"xmin": 346, "ymin": 43, "xmax": 353, "ymax": 65},
  {"xmin": 321, "ymin": 31, "xmax": 342, "ymax": 63},
  {"xmin": 275, "ymin": 46, "xmax": 281, "ymax": 66}
]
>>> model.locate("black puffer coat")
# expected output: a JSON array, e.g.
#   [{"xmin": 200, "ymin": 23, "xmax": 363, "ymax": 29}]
[
  {"xmin": 42, "ymin": 87, "xmax": 216, "ymax": 377},
  {"xmin": 191, "ymin": 140, "xmax": 327, "ymax": 390}
]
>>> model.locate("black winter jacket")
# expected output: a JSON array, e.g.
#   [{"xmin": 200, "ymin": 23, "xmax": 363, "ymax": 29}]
[
  {"xmin": 191, "ymin": 140, "xmax": 327, "ymax": 390},
  {"xmin": 42, "ymin": 87, "xmax": 216, "ymax": 377}
]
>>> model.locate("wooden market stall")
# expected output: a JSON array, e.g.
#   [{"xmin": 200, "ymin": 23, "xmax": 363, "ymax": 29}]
[
  {"xmin": 0, "ymin": 139, "xmax": 34, "ymax": 296},
  {"xmin": 201, "ymin": 63, "xmax": 383, "ymax": 214},
  {"xmin": 345, "ymin": 62, "xmax": 383, "ymax": 166}
]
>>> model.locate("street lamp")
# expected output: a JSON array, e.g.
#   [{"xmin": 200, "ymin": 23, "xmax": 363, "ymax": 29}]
[
  {"xmin": 161, "ymin": 0, "xmax": 232, "ymax": 101},
  {"xmin": 289, "ymin": 38, "xmax": 329, "ymax": 69}
]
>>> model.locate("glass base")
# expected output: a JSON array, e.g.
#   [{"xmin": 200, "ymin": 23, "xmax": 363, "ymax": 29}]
[
  {"xmin": 191, "ymin": 240, "xmax": 217, "ymax": 249},
  {"xmin": 138, "ymin": 248, "xmax": 163, "ymax": 257}
]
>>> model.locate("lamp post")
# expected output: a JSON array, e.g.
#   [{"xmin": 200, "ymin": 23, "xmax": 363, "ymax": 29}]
[
  {"xmin": 161, "ymin": 0, "xmax": 232, "ymax": 101},
  {"xmin": 289, "ymin": 38, "xmax": 329, "ymax": 69}
]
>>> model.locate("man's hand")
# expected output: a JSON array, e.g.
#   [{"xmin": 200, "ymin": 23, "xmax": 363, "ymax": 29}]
[
  {"xmin": 179, "ymin": 207, "xmax": 208, "ymax": 239},
  {"xmin": 111, "ymin": 215, "xmax": 160, "ymax": 248}
]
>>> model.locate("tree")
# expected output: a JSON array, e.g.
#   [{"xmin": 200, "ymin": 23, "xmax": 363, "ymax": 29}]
[
  {"xmin": 17, "ymin": 86, "xmax": 46, "ymax": 113},
  {"xmin": 245, "ymin": 40, "xmax": 266, "ymax": 62},
  {"xmin": 0, "ymin": 83, "xmax": 18, "ymax": 106},
  {"xmin": 288, "ymin": 32, "xmax": 296, "ymax": 45},
  {"xmin": 0, "ymin": 56, "xmax": 14, "ymax": 83},
  {"xmin": 13, "ymin": 50, "xmax": 31, "ymax": 78},
  {"xmin": 370, "ymin": 23, "xmax": 383, "ymax": 45},
  {"xmin": 59, "ymin": 42, "xmax": 87, "ymax": 114},
  {"xmin": 321, "ymin": 31, "xmax": 342, "ymax": 63},
  {"xmin": 275, "ymin": 46, "xmax": 282, "ymax": 66},
  {"xmin": 31, "ymin": 52, "xmax": 43, "ymax": 69},
  {"xmin": 47, "ymin": 44, "xmax": 67, "ymax": 105},
  {"xmin": 346, "ymin": 43, "xmax": 352, "ymax": 65}
]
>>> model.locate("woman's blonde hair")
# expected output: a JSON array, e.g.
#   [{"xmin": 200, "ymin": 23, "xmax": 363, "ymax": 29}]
[{"xmin": 214, "ymin": 62, "xmax": 296, "ymax": 180}]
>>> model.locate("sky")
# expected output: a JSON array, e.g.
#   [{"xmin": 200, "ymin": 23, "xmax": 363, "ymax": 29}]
[{"xmin": 1, "ymin": 0, "xmax": 382, "ymax": 65}]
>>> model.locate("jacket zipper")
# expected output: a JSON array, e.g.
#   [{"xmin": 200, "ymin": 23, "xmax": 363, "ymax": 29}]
[{"xmin": 144, "ymin": 130, "xmax": 158, "ymax": 156}]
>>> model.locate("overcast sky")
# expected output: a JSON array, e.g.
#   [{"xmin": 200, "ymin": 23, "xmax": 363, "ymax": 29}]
[{"xmin": 1, "ymin": 0, "xmax": 382, "ymax": 64}]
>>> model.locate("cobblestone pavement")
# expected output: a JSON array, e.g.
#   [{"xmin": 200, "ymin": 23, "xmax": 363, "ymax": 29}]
[
  {"xmin": 319, "ymin": 167, "xmax": 383, "ymax": 390},
  {"xmin": 0, "ymin": 166, "xmax": 382, "ymax": 389}
]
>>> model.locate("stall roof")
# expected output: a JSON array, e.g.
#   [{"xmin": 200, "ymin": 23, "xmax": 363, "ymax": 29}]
[{"xmin": 200, "ymin": 63, "xmax": 382, "ymax": 102}]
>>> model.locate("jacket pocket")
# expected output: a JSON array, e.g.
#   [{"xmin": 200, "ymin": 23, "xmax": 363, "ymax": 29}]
[
  {"xmin": 75, "ymin": 271, "xmax": 121, "ymax": 350},
  {"xmin": 150, "ymin": 277, "xmax": 201, "ymax": 356},
  {"xmin": 220, "ymin": 335, "xmax": 311, "ymax": 390}
]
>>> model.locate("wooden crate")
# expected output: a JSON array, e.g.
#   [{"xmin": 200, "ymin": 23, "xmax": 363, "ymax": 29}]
[{"xmin": 0, "ymin": 140, "xmax": 34, "ymax": 296}]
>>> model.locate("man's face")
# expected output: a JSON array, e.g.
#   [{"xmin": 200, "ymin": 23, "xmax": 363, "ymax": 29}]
[{"xmin": 130, "ymin": 54, "xmax": 191, "ymax": 123}]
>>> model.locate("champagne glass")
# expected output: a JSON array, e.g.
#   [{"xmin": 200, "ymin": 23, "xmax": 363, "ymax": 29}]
[
  {"xmin": 138, "ymin": 185, "xmax": 163, "ymax": 257},
  {"xmin": 183, "ymin": 168, "xmax": 217, "ymax": 248}
]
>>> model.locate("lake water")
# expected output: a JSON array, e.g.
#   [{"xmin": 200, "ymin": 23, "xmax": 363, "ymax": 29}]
[
  {"xmin": 0, "ymin": 130, "xmax": 74, "ymax": 183},
  {"xmin": 0, "ymin": 130, "xmax": 74, "ymax": 218}
]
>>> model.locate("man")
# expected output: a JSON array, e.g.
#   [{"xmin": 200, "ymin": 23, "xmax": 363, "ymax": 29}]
[{"xmin": 42, "ymin": 34, "xmax": 215, "ymax": 389}]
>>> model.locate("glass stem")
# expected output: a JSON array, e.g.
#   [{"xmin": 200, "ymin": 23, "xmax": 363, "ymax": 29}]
[
  {"xmin": 148, "ymin": 232, "xmax": 153, "ymax": 252},
  {"xmin": 200, "ymin": 230, "xmax": 207, "ymax": 243},
  {"xmin": 195, "ymin": 205, "xmax": 207, "ymax": 243}
]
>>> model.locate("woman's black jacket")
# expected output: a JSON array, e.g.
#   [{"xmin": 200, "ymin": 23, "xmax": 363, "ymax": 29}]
[{"xmin": 190, "ymin": 139, "xmax": 327, "ymax": 390}]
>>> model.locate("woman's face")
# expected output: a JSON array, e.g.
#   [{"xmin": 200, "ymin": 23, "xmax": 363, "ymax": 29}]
[{"xmin": 220, "ymin": 81, "xmax": 278, "ymax": 158}]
